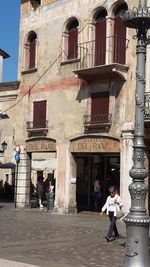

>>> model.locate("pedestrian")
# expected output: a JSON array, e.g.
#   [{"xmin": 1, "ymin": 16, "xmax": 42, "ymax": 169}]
[
  {"xmin": 93, "ymin": 177, "xmax": 102, "ymax": 211},
  {"xmin": 36, "ymin": 176, "xmax": 45, "ymax": 208},
  {"xmin": 100, "ymin": 186, "xmax": 123, "ymax": 242},
  {"xmin": 46, "ymin": 182, "xmax": 54, "ymax": 210}
]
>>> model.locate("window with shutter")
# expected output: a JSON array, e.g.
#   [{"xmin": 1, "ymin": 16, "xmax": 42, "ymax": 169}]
[
  {"xmin": 95, "ymin": 9, "xmax": 107, "ymax": 66},
  {"xmin": 67, "ymin": 19, "xmax": 79, "ymax": 59},
  {"xmin": 28, "ymin": 32, "xmax": 37, "ymax": 69},
  {"xmin": 33, "ymin": 100, "xmax": 46, "ymax": 128},
  {"xmin": 91, "ymin": 92, "xmax": 109, "ymax": 123},
  {"xmin": 114, "ymin": 4, "xmax": 127, "ymax": 64}
]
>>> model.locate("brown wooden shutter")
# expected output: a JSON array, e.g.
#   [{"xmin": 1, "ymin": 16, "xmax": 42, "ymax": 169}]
[
  {"xmin": 29, "ymin": 40, "xmax": 36, "ymax": 69},
  {"xmin": 95, "ymin": 19, "xmax": 106, "ymax": 66},
  {"xmin": 114, "ymin": 16, "xmax": 126, "ymax": 64},
  {"xmin": 91, "ymin": 92, "xmax": 109, "ymax": 123},
  {"xmin": 68, "ymin": 28, "xmax": 78, "ymax": 59},
  {"xmin": 33, "ymin": 100, "xmax": 46, "ymax": 128}
]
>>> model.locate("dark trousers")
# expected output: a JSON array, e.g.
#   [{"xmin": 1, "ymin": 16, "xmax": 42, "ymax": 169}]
[{"xmin": 107, "ymin": 211, "xmax": 119, "ymax": 238}]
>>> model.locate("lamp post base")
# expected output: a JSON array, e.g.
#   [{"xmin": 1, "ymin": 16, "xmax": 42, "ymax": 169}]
[{"xmin": 123, "ymin": 214, "xmax": 150, "ymax": 267}]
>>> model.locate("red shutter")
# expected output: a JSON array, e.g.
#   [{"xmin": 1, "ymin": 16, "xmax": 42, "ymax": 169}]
[
  {"xmin": 114, "ymin": 16, "xmax": 126, "ymax": 64},
  {"xmin": 29, "ymin": 40, "xmax": 36, "ymax": 69},
  {"xmin": 68, "ymin": 28, "xmax": 78, "ymax": 59},
  {"xmin": 91, "ymin": 92, "xmax": 109, "ymax": 123},
  {"xmin": 95, "ymin": 19, "xmax": 106, "ymax": 66},
  {"xmin": 33, "ymin": 100, "xmax": 46, "ymax": 128}
]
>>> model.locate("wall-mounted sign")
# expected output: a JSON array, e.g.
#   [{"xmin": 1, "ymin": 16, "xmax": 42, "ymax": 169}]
[
  {"xmin": 70, "ymin": 137, "xmax": 120, "ymax": 153},
  {"xmin": 26, "ymin": 139, "xmax": 56, "ymax": 152}
]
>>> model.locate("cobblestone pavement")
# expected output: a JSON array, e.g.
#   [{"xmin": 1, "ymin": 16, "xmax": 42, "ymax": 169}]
[{"xmin": 0, "ymin": 203, "xmax": 127, "ymax": 267}]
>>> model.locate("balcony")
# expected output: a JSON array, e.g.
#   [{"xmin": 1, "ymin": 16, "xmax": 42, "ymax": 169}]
[
  {"xmin": 73, "ymin": 35, "xmax": 129, "ymax": 80},
  {"xmin": 83, "ymin": 114, "xmax": 112, "ymax": 132},
  {"xmin": 26, "ymin": 120, "xmax": 48, "ymax": 137}
]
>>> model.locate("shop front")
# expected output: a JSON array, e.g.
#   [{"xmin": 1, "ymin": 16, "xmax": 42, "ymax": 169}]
[
  {"xmin": 70, "ymin": 136, "xmax": 120, "ymax": 212},
  {"xmin": 15, "ymin": 138, "xmax": 57, "ymax": 209}
]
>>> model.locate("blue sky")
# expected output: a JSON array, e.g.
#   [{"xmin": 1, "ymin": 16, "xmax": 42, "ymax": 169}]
[{"xmin": 1, "ymin": 1, "xmax": 21, "ymax": 82}]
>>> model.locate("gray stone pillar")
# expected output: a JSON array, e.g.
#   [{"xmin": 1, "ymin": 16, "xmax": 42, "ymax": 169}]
[
  {"xmin": 120, "ymin": 129, "xmax": 134, "ymax": 213},
  {"xmin": 15, "ymin": 146, "xmax": 31, "ymax": 208}
]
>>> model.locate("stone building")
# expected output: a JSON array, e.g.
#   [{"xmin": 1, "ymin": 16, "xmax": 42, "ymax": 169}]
[
  {"xmin": 0, "ymin": 48, "xmax": 19, "ymax": 199},
  {"xmin": 1, "ymin": 0, "xmax": 150, "ymax": 213}
]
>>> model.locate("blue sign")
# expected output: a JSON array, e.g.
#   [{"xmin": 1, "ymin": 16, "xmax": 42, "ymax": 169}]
[{"xmin": 15, "ymin": 152, "xmax": 20, "ymax": 163}]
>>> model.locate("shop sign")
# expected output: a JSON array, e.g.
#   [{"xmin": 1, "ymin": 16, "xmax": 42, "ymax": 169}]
[
  {"xmin": 26, "ymin": 139, "xmax": 56, "ymax": 152},
  {"xmin": 70, "ymin": 137, "xmax": 120, "ymax": 153}
]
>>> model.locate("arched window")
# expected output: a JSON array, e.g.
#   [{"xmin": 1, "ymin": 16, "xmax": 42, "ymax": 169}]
[
  {"xmin": 25, "ymin": 31, "xmax": 37, "ymax": 70},
  {"xmin": 94, "ymin": 9, "xmax": 107, "ymax": 66},
  {"xmin": 67, "ymin": 19, "xmax": 79, "ymax": 60},
  {"xmin": 114, "ymin": 4, "xmax": 128, "ymax": 64},
  {"xmin": 30, "ymin": 0, "xmax": 41, "ymax": 9}
]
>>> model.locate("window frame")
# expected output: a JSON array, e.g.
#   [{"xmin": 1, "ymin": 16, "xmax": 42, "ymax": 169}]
[{"xmin": 23, "ymin": 31, "xmax": 38, "ymax": 73}]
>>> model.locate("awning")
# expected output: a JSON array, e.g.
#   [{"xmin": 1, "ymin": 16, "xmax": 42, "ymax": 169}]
[{"xmin": 0, "ymin": 162, "xmax": 16, "ymax": 169}]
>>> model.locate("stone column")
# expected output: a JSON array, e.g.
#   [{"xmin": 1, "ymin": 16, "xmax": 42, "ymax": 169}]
[
  {"xmin": 67, "ymin": 151, "xmax": 77, "ymax": 213},
  {"xmin": 15, "ymin": 146, "xmax": 31, "ymax": 208},
  {"xmin": 106, "ymin": 16, "xmax": 114, "ymax": 64},
  {"xmin": 88, "ymin": 20, "xmax": 95, "ymax": 68},
  {"xmin": 8, "ymin": 170, "xmax": 12, "ymax": 185},
  {"xmin": 120, "ymin": 129, "xmax": 134, "ymax": 213},
  {"xmin": 54, "ymin": 142, "xmax": 77, "ymax": 214}
]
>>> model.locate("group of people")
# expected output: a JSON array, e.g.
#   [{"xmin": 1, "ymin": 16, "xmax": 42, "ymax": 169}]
[
  {"xmin": 0, "ymin": 180, "xmax": 14, "ymax": 201},
  {"xmin": 31, "ymin": 176, "xmax": 55, "ymax": 208},
  {"xmin": 93, "ymin": 175, "xmax": 124, "ymax": 242}
]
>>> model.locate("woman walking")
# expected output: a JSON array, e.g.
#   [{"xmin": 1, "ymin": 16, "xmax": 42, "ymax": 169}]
[{"xmin": 100, "ymin": 186, "xmax": 123, "ymax": 242}]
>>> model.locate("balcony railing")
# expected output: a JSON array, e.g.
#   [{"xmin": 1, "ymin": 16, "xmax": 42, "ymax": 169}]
[
  {"xmin": 144, "ymin": 92, "xmax": 150, "ymax": 120},
  {"xmin": 83, "ymin": 114, "xmax": 112, "ymax": 126},
  {"xmin": 77, "ymin": 35, "xmax": 128, "ymax": 70},
  {"xmin": 27, "ymin": 120, "xmax": 48, "ymax": 129},
  {"xmin": 26, "ymin": 120, "xmax": 48, "ymax": 137}
]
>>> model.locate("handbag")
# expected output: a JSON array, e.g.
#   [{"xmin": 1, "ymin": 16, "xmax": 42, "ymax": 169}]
[
  {"xmin": 115, "ymin": 201, "xmax": 124, "ymax": 218},
  {"xmin": 118, "ymin": 207, "xmax": 125, "ymax": 218},
  {"xmin": 116, "ymin": 205, "xmax": 125, "ymax": 218}
]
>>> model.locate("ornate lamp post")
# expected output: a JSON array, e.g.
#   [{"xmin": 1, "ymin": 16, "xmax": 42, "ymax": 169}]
[{"xmin": 121, "ymin": 1, "xmax": 150, "ymax": 266}]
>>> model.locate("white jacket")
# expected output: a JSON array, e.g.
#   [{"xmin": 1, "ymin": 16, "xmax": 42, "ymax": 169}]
[{"xmin": 102, "ymin": 194, "xmax": 123, "ymax": 217}]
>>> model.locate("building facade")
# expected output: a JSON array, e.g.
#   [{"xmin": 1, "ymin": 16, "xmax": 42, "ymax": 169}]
[{"xmin": 1, "ymin": 0, "xmax": 150, "ymax": 214}]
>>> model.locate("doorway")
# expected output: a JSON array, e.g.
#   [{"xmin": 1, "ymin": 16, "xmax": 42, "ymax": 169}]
[{"xmin": 75, "ymin": 153, "xmax": 120, "ymax": 212}]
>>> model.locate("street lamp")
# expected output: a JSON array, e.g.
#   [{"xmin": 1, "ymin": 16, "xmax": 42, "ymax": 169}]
[{"xmin": 121, "ymin": 1, "xmax": 150, "ymax": 266}]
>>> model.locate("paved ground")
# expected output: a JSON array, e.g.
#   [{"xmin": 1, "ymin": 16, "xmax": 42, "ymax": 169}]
[{"xmin": 0, "ymin": 203, "xmax": 127, "ymax": 267}]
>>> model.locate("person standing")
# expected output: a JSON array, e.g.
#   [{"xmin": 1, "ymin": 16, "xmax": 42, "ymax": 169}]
[
  {"xmin": 93, "ymin": 178, "xmax": 102, "ymax": 211},
  {"xmin": 100, "ymin": 186, "xmax": 123, "ymax": 242},
  {"xmin": 36, "ymin": 176, "xmax": 45, "ymax": 208}
]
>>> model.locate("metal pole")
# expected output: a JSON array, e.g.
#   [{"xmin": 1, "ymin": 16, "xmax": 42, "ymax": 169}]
[
  {"xmin": 121, "ymin": 0, "xmax": 150, "ymax": 266},
  {"xmin": 14, "ymin": 163, "xmax": 18, "ymax": 208}
]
